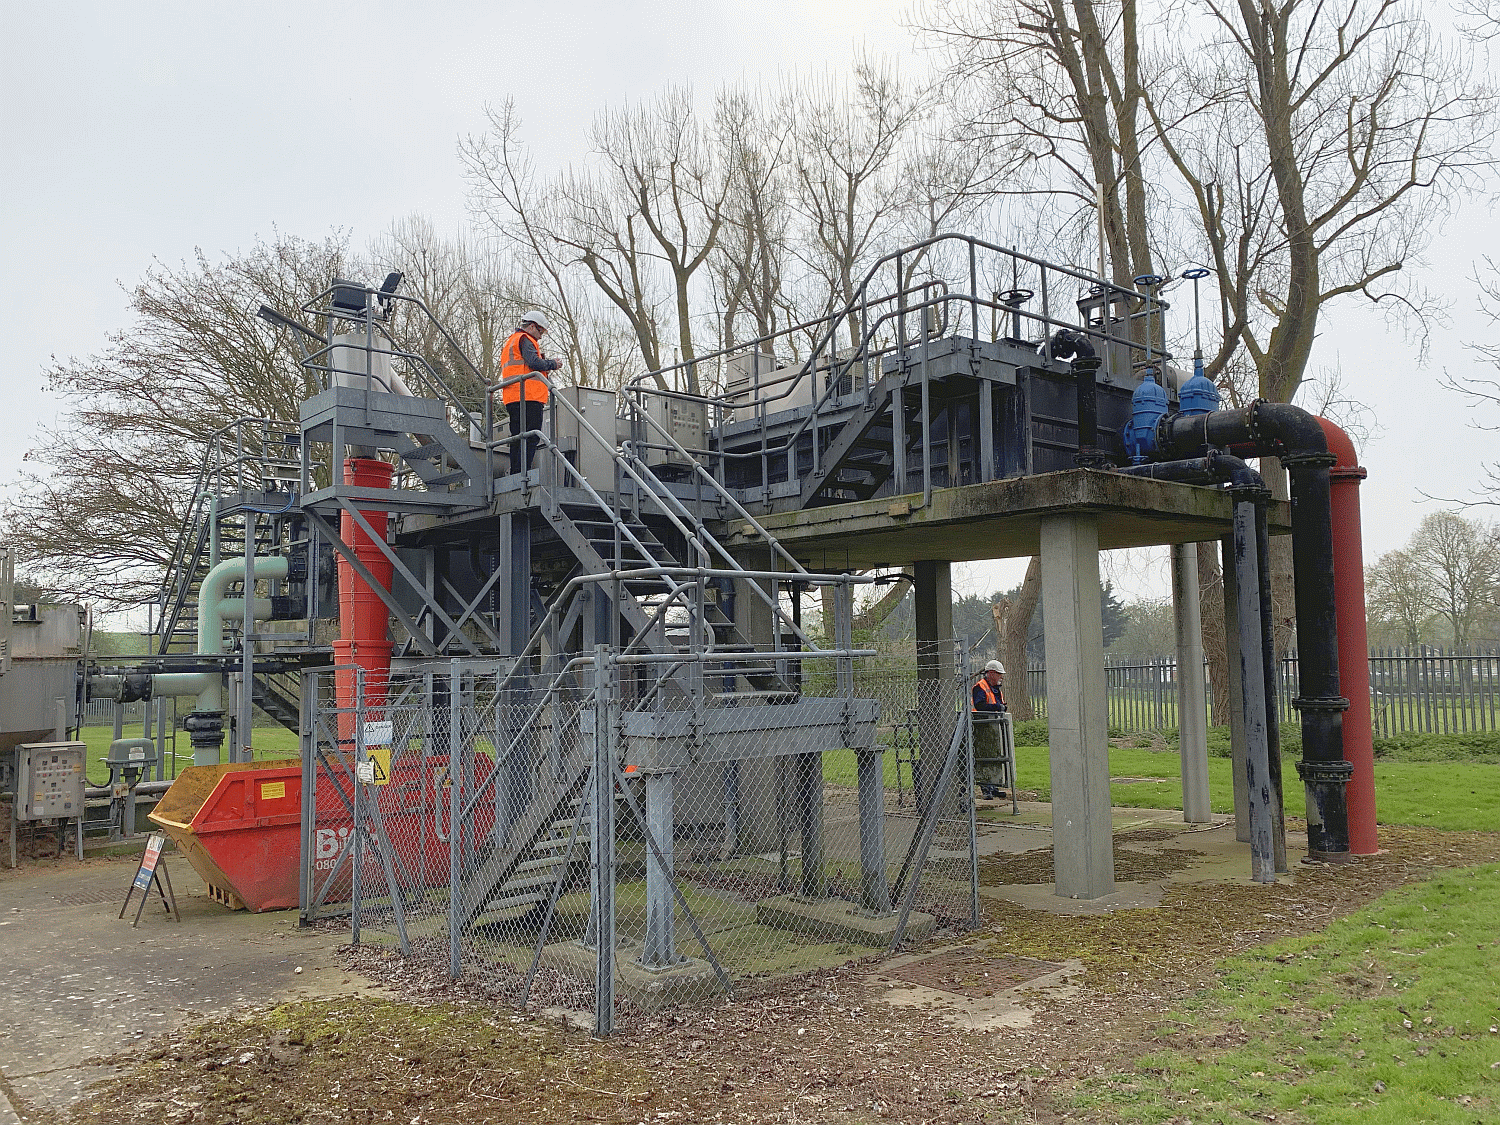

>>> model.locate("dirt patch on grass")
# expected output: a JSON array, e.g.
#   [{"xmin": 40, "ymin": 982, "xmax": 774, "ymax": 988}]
[
  {"xmin": 59, "ymin": 825, "xmax": 1500, "ymax": 1125},
  {"xmin": 979, "ymin": 840, "xmax": 1206, "ymax": 885}
]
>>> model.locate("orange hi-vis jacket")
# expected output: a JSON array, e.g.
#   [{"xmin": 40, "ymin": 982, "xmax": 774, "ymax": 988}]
[
  {"xmin": 973, "ymin": 676, "xmax": 1005, "ymax": 711},
  {"xmin": 499, "ymin": 330, "xmax": 552, "ymax": 405}
]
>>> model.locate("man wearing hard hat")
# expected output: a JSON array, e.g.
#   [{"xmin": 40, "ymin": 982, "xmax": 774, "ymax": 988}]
[
  {"xmin": 499, "ymin": 310, "xmax": 562, "ymax": 472},
  {"xmin": 972, "ymin": 659, "xmax": 1009, "ymax": 800}
]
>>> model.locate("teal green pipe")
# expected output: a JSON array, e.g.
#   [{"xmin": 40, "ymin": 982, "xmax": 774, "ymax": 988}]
[{"xmin": 195, "ymin": 556, "xmax": 289, "ymax": 712}]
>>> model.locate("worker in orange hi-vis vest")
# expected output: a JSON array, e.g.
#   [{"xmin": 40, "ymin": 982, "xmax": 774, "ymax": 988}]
[
  {"xmin": 499, "ymin": 310, "xmax": 562, "ymax": 471},
  {"xmin": 972, "ymin": 659, "xmax": 1009, "ymax": 800}
]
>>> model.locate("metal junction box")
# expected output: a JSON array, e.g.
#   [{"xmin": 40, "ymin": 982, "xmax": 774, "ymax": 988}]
[
  {"xmin": 14, "ymin": 742, "xmax": 86, "ymax": 821},
  {"xmin": 644, "ymin": 395, "xmax": 708, "ymax": 467},
  {"xmin": 555, "ymin": 385, "xmax": 620, "ymax": 491}
]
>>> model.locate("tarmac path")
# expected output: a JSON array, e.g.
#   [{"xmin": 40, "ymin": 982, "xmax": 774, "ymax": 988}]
[{"xmin": 0, "ymin": 848, "xmax": 381, "ymax": 1124}]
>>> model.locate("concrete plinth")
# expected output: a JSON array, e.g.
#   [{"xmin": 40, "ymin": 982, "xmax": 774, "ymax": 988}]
[
  {"xmin": 540, "ymin": 940, "xmax": 722, "ymax": 1011},
  {"xmin": 755, "ymin": 894, "xmax": 936, "ymax": 948}
]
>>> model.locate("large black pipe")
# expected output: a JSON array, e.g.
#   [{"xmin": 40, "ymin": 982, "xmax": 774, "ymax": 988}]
[
  {"xmin": 1156, "ymin": 400, "xmax": 1352, "ymax": 862},
  {"xmin": 1116, "ymin": 450, "xmax": 1262, "ymax": 490},
  {"xmin": 1050, "ymin": 330, "xmax": 1108, "ymax": 469}
]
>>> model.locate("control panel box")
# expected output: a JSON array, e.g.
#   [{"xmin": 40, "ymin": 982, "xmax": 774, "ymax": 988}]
[
  {"xmin": 555, "ymin": 385, "xmax": 620, "ymax": 491},
  {"xmin": 15, "ymin": 742, "xmax": 86, "ymax": 822},
  {"xmin": 644, "ymin": 395, "xmax": 708, "ymax": 467}
]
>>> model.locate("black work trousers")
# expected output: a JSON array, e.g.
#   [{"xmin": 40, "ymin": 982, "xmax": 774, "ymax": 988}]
[{"xmin": 505, "ymin": 399, "xmax": 545, "ymax": 471}]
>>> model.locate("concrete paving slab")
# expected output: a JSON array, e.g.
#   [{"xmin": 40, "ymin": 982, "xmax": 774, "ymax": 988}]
[
  {"xmin": 0, "ymin": 849, "xmax": 383, "ymax": 1122},
  {"xmin": 868, "ymin": 940, "xmax": 1086, "ymax": 1031}
]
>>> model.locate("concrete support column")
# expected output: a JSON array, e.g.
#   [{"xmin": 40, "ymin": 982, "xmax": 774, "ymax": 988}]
[
  {"xmin": 1172, "ymin": 543, "xmax": 1212, "ymax": 823},
  {"xmin": 503, "ymin": 512, "xmax": 531, "ymax": 659},
  {"xmin": 857, "ymin": 748, "xmax": 890, "ymax": 912},
  {"xmin": 795, "ymin": 752, "xmax": 826, "ymax": 898},
  {"xmin": 914, "ymin": 560, "xmax": 954, "ymax": 808},
  {"xmin": 731, "ymin": 546, "xmax": 781, "ymax": 852},
  {"xmin": 1039, "ymin": 514, "xmax": 1114, "ymax": 899},
  {"xmin": 641, "ymin": 770, "xmax": 678, "ymax": 967}
]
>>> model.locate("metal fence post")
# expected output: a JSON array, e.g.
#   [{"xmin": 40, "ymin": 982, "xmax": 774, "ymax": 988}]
[
  {"xmin": 297, "ymin": 669, "xmax": 316, "ymax": 923},
  {"xmin": 448, "ymin": 659, "xmax": 462, "ymax": 980},
  {"xmin": 593, "ymin": 645, "xmax": 616, "ymax": 1036}
]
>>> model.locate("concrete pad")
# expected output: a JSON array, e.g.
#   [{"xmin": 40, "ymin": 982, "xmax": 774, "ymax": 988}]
[
  {"xmin": 540, "ymin": 939, "xmax": 722, "ymax": 1011},
  {"xmin": 755, "ymin": 894, "xmax": 935, "ymax": 948},
  {"xmin": 0, "ymin": 850, "xmax": 384, "ymax": 1121},
  {"xmin": 980, "ymin": 880, "xmax": 1168, "ymax": 914},
  {"xmin": 868, "ymin": 940, "xmax": 1086, "ymax": 1031}
]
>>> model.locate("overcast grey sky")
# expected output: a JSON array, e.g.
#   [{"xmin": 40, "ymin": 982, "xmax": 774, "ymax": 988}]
[{"xmin": 4, "ymin": 1, "xmax": 1497, "ymax": 607}]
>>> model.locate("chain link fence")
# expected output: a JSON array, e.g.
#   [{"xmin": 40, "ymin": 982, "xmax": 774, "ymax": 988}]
[{"xmin": 303, "ymin": 649, "xmax": 980, "ymax": 1031}]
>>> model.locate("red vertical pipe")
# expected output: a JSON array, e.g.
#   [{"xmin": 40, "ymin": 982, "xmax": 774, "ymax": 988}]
[
  {"xmin": 1315, "ymin": 418, "xmax": 1378, "ymax": 853},
  {"xmin": 334, "ymin": 458, "xmax": 394, "ymax": 742}
]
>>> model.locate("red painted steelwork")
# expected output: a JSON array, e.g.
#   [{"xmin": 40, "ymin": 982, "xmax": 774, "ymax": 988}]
[
  {"xmin": 1316, "ymin": 417, "xmax": 1378, "ymax": 854},
  {"xmin": 335, "ymin": 458, "xmax": 395, "ymax": 741}
]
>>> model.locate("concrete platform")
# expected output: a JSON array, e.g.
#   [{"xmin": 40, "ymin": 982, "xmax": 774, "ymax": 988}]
[
  {"xmin": 0, "ymin": 847, "xmax": 383, "ymax": 1124},
  {"xmin": 969, "ymin": 805, "xmax": 1305, "ymax": 915},
  {"xmin": 540, "ymin": 939, "xmax": 722, "ymax": 1011},
  {"xmin": 721, "ymin": 469, "xmax": 1293, "ymax": 569},
  {"xmin": 755, "ymin": 894, "xmax": 936, "ymax": 948}
]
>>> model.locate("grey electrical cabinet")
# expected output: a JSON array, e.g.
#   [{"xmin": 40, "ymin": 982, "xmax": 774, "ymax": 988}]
[
  {"xmin": 15, "ymin": 742, "xmax": 86, "ymax": 821},
  {"xmin": 644, "ymin": 395, "xmax": 708, "ymax": 467},
  {"xmin": 555, "ymin": 386, "xmax": 620, "ymax": 492}
]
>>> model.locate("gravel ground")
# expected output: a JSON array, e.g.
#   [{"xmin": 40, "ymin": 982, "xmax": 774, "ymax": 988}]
[{"xmin": 56, "ymin": 824, "xmax": 1500, "ymax": 1125}]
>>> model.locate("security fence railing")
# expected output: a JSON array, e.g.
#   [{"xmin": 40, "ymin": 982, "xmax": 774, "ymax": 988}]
[
  {"xmin": 302, "ymin": 649, "xmax": 980, "ymax": 1033},
  {"xmin": 1019, "ymin": 646, "xmax": 1500, "ymax": 738}
]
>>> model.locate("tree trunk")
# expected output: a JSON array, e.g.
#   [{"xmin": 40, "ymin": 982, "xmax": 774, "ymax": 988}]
[
  {"xmin": 852, "ymin": 569, "xmax": 913, "ymax": 633},
  {"xmin": 1262, "ymin": 455, "xmax": 1298, "ymax": 659},
  {"xmin": 1196, "ymin": 540, "xmax": 1230, "ymax": 723},
  {"xmin": 995, "ymin": 555, "xmax": 1042, "ymax": 720}
]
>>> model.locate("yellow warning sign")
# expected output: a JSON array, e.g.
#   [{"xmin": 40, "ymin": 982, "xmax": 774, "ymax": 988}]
[
  {"xmin": 368, "ymin": 746, "xmax": 391, "ymax": 786},
  {"xmin": 260, "ymin": 781, "xmax": 286, "ymax": 800}
]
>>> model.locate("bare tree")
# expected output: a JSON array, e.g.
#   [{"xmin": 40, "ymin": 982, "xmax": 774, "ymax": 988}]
[
  {"xmin": 460, "ymin": 101, "xmax": 646, "ymax": 389},
  {"xmin": 3, "ymin": 233, "xmax": 348, "ymax": 608},
  {"xmin": 548, "ymin": 88, "xmax": 733, "ymax": 394},
  {"xmin": 1403, "ymin": 512, "xmax": 1500, "ymax": 647},
  {"xmin": 992, "ymin": 557, "xmax": 1042, "ymax": 719},
  {"xmin": 709, "ymin": 88, "xmax": 796, "ymax": 351},
  {"xmin": 1365, "ymin": 547, "xmax": 1437, "ymax": 645},
  {"xmin": 787, "ymin": 59, "xmax": 934, "ymax": 345},
  {"xmin": 1434, "ymin": 258, "xmax": 1500, "ymax": 506},
  {"xmin": 1147, "ymin": 1, "xmax": 1496, "ymax": 403}
]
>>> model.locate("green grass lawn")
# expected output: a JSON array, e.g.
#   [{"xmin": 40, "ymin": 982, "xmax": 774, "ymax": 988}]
[
  {"xmin": 1074, "ymin": 862, "xmax": 1500, "ymax": 1124},
  {"xmin": 1010, "ymin": 744, "xmax": 1500, "ymax": 832},
  {"xmin": 86, "ymin": 721, "xmax": 1497, "ymax": 834},
  {"xmin": 77, "ymin": 724, "xmax": 300, "ymax": 785}
]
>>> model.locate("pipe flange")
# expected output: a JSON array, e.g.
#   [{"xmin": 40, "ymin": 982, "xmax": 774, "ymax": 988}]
[
  {"xmin": 1292, "ymin": 694, "xmax": 1349, "ymax": 713},
  {"xmin": 1295, "ymin": 758, "xmax": 1353, "ymax": 783},
  {"xmin": 1278, "ymin": 449, "xmax": 1338, "ymax": 468}
]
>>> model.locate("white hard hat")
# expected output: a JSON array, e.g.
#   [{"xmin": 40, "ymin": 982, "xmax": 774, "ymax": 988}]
[
  {"xmin": 984, "ymin": 660, "xmax": 1006, "ymax": 674},
  {"xmin": 519, "ymin": 310, "xmax": 551, "ymax": 333}
]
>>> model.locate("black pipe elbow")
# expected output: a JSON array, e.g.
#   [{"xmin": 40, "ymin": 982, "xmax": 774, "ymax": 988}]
[
  {"xmin": 1114, "ymin": 449, "xmax": 1267, "ymax": 496},
  {"xmin": 1049, "ymin": 328, "xmax": 1097, "ymax": 361},
  {"xmin": 1206, "ymin": 452, "xmax": 1269, "ymax": 496},
  {"xmin": 1247, "ymin": 402, "xmax": 1334, "ymax": 466}
]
